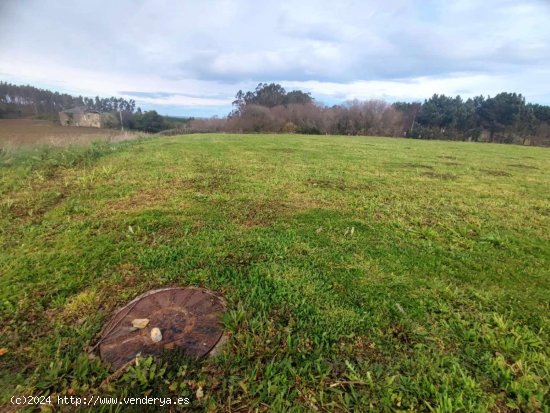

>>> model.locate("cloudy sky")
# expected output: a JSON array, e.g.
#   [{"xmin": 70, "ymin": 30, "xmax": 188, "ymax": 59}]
[{"xmin": 1, "ymin": 0, "xmax": 549, "ymax": 116}]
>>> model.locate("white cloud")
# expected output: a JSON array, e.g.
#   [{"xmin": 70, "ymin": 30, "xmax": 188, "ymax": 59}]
[
  {"xmin": 286, "ymin": 69, "xmax": 550, "ymax": 103},
  {"xmin": 0, "ymin": 0, "xmax": 549, "ymax": 115}
]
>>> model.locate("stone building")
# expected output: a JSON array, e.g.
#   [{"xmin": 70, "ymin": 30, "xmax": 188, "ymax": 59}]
[{"xmin": 59, "ymin": 106, "xmax": 103, "ymax": 128}]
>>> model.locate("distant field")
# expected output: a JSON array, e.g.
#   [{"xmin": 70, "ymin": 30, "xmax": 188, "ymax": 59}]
[
  {"xmin": 0, "ymin": 119, "xmax": 137, "ymax": 147},
  {"xmin": 0, "ymin": 134, "xmax": 548, "ymax": 411}
]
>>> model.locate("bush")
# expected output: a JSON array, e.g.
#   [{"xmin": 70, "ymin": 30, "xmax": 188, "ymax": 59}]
[
  {"xmin": 282, "ymin": 122, "xmax": 297, "ymax": 133},
  {"xmin": 133, "ymin": 110, "xmax": 167, "ymax": 133}
]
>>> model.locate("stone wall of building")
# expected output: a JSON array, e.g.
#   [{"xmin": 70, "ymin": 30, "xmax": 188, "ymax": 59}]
[
  {"xmin": 74, "ymin": 113, "xmax": 101, "ymax": 128},
  {"xmin": 59, "ymin": 111, "xmax": 102, "ymax": 128},
  {"xmin": 59, "ymin": 112, "xmax": 71, "ymax": 126}
]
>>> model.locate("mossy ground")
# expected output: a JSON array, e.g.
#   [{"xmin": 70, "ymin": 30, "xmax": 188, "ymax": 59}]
[{"xmin": 1, "ymin": 134, "xmax": 548, "ymax": 411}]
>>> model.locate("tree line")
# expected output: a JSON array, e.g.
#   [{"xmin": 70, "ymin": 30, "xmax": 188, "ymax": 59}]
[
  {"xmin": 0, "ymin": 82, "xmax": 138, "ymax": 117},
  {"xmin": 399, "ymin": 93, "xmax": 550, "ymax": 145},
  {"xmin": 0, "ymin": 82, "xmax": 186, "ymax": 133},
  {"xmin": 188, "ymin": 83, "xmax": 550, "ymax": 146},
  {"xmin": 2, "ymin": 81, "xmax": 549, "ymax": 145}
]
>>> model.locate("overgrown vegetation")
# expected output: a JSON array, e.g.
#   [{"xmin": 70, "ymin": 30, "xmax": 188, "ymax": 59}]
[
  {"xmin": 1, "ymin": 133, "xmax": 548, "ymax": 411},
  {"xmin": 0, "ymin": 119, "xmax": 142, "ymax": 149},
  {"xmin": 190, "ymin": 84, "xmax": 550, "ymax": 146}
]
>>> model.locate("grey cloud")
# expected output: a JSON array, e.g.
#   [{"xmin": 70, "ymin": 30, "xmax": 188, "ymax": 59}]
[{"xmin": 1, "ymin": 0, "xmax": 549, "ymax": 115}]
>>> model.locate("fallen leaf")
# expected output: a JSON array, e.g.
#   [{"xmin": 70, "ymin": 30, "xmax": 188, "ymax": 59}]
[{"xmin": 0, "ymin": 348, "xmax": 8, "ymax": 356}]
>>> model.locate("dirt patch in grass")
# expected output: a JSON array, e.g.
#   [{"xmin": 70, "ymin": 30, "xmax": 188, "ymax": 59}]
[
  {"xmin": 220, "ymin": 250, "xmax": 268, "ymax": 270},
  {"xmin": 107, "ymin": 189, "xmax": 168, "ymax": 211},
  {"xmin": 196, "ymin": 165, "xmax": 239, "ymax": 176},
  {"xmin": 92, "ymin": 263, "xmax": 158, "ymax": 315},
  {"xmin": 306, "ymin": 177, "xmax": 348, "ymax": 190},
  {"xmin": 288, "ymin": 193, "xmax": 333, "ymax": 210},
  {"xmin": 403, "ymin": 162, "xmax": 435, "ymax": 170},
  {"xmin": 178, "ymin": 174, "xmax": 232, "ymax": 192},
  {"xmin": 231, "ymin": 195, "xmax": 336, "ymax": 228},
  {"xmin": 480, "ymin": 169, "xmax": 512, "ymax": 177},
  {"xmin": 531, "ymin": 205, "xmax": 550, "ymax": 216},
  {"xmin": 305, "ymin": 177, "xmax": 373, "ymax": 192},
  {"xmin": 507, "ymin": 163, "xmax": 539, "ymax": 170},
  {"xmin": 269, "ymin": 148, "xmax": 298, "ymax": 153},
  {"xmin": 3, "ymin": 188, "xmax": 68, "ymax": 222},
  {"xmin": 2, "ymin": 199, "xmax": 30, "ymax": 219},
  {"xmin": 232, "ymin": 199, "xmax": 290, "ymax": 227},
  {"xmin": 175, "ymin": 166, "xmax": 237, "ymax": 192},
  {"xmin": 388, "ymin": 323, "xmax": 415, "ymax": 347},
  {"xmin": 422, "ymin": 171, "xmax": 458, "ymax": 180}
]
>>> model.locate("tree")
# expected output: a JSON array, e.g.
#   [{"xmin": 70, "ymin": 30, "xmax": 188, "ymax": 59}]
[
  {"xmin": 133, "ymin": 110, "xmax": 166, "ymax": 133},
  {"xmin": 416, "ymin": 94, "xmax": 464, "ymax": 132},
  {"xmin": 460, "ymin": 96, "xmax": 484, "ymax": 141},
  {"xmin": 528, "ymin": 103, "xmax": 550, "ymax": 146},
  {"xmin": 230, "ymin": 83, "xmax": 312, "ymax": 116},
  {"xmin": 253, "ymin": 83, "xmax": 287, "ymax": 108},
  {"xmin": 393, "ymin": 102, "xmax": 421, "ymax": 136},
  {"xmin": 479, "ymin": 92, "xmax": 525, "ymax": 143},
  {"xmin": 529, "ymin": 103, "xmax": 550, "ymax": 123},
  {"xmin": 234, "ymin": 105, "xmax": 274, "ymax": 132},
  {"xmin": 0, "ymin": 82, "xmax": 141, "ymax": 120},
  {"xmin": 284, "ymin": 90, "xmax": 313, "ymax": 105}
]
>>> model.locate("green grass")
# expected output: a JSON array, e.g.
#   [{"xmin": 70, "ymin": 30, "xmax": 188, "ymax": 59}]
[{"xmin": 1, "ymin": 134, "xmax": 549, "ymax": 412}]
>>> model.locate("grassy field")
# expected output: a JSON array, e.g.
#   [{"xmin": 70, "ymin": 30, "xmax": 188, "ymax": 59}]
[{"xmin": 0, "ymin": 133, "xmax": 548, "ymax": 412}]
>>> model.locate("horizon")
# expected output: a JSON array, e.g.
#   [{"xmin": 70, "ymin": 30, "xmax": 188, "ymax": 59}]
[
  {"xmin": 1, "ymin": 0, "xmax": 549, "ymax": 117},
  {"xmin": 1, "ymin": 80, "xmax": 547, "ymax": 120}
]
